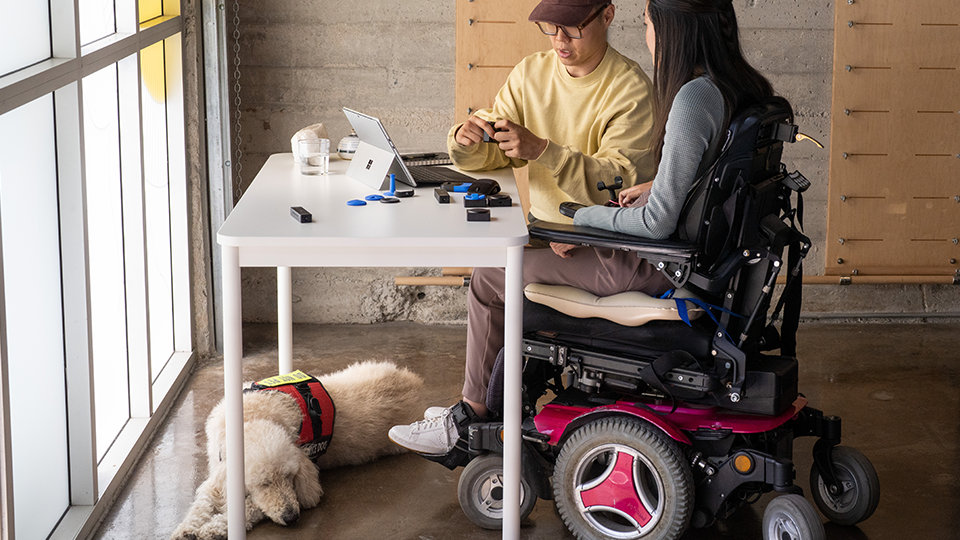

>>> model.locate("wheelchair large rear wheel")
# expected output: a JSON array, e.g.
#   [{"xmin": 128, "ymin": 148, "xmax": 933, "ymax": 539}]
[
  {"xmin": 552, "ymin": 416, "xmax": 692, "ymax": 540},
  {"xmin": 457, "ymin": 453, "xmax": 537, "ymax": 530},
  {"xmin": 809, "ymin": 445, "xmax": 879, "ymax": 526}
]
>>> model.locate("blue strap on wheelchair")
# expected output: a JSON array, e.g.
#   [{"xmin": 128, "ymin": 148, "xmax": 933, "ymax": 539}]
[{"xmin": 659, "ymin": 289, "xmax": 744, "ymax": 342}]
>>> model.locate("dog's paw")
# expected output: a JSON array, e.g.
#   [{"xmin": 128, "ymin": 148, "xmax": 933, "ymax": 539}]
[
  {"xmin": 169, "ymin": 526, "xmax": 199, "ymax": 540},
  {"xmin": 187, "ymin": 514, "xmax": 227, "ymax": 540},
  {"xmin": 171, "ymin": 526, "xmax": 225, "ymax": 540}
]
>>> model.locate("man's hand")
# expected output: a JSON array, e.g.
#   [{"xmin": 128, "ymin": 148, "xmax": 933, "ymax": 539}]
[
  {"xmin": 618, "ymin": 183, "xmax": 653, "ymax": 207},
  {"xmin": 455, "ymin": 116, "xmax": 498, "ymax": 147},
  {"xmin": 493, "ymin": 119, "xmax": 548, "ymax": 161},
  {"xmin": 550, "ymin": 242, "xmax": 579, "ymax": 258}
]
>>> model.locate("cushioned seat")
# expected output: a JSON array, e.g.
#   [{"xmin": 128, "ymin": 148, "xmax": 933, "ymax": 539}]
[{"xmin": 523, "ymin": 283, "xmax": 704, "ymax": 327}]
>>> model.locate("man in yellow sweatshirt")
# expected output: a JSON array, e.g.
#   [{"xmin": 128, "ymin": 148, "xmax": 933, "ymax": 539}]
[
  {"xmin": 386, "ymin": 1, "xmax": 664, "ymax": 454},
  {"xmin": 447, "ymin": 0, "xmax": 656, "ymax": 222}
]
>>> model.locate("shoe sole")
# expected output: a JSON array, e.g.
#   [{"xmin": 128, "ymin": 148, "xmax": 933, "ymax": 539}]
[{"xmin": 387, "ymin": 433, "xmax": 450, "ymax": 457}]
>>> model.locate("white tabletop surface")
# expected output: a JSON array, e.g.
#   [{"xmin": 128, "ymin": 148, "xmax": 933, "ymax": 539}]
[
  {"xmin": 215, "ymin": 153, "xmax": 529, "ymax": 539},
  {"xmin": 218, "ymin": 154, "xmax": 529, "ymax": 252}
]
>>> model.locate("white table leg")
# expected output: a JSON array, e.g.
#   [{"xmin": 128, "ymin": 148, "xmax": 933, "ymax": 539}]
[
  {"xmin": 277, "ymin": 266, "xmax": 293, "ymax": 374},
  {"xmin": 502, "ymin": 245, "xmax": 523, "ymax": 540},
  {"xmin": 221, "ymin": 246, "xmax": 246, "ymax": 538}
]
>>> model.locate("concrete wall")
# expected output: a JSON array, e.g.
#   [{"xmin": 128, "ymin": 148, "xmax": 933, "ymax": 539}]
[
  {"xmin": 230, "ymin": 0, "xmax": 958, "ymax": 324},
  {"xmin": 183, "ymin": 0, "xmax": 215, "ymax": 355}
]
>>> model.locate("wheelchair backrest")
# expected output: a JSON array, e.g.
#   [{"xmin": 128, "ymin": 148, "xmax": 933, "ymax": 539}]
[{"xmin": 676, "ymin": 97, "xmax": 802, "ymax": 348}]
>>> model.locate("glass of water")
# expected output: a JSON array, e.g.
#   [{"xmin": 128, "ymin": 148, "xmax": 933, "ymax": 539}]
[{"xmin": 298, "ymin": 138, "xmax": 330, "ymax": 175}]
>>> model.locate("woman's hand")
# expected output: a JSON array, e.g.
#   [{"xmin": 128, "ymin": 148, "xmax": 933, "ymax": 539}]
[
  {"xmin": 618, "ymin": 183, "xmax": 652, "ymax": 206},
  {"xmin": 550, "ymin": 242, "xmax": 579, "ymax": 258}
]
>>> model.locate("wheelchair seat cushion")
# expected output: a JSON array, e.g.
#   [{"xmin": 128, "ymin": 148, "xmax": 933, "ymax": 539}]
[
  {"xmin": 523, "ymin": 283, "xmax": 704, "ymax": 327},
  {"xmin": 522, "ymin": 299, "xmax": 714, "ymax": 361}
]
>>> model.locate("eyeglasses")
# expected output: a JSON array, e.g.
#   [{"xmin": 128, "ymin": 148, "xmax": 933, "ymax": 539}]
[{"xmin": 535, "ymin": 3, "xmax": 610, "ymax": 40}]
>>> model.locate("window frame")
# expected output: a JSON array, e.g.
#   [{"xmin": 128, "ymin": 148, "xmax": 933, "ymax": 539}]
[{"xmin": 0, "ymin": 0, "xmax": 195, "ymax": 537}]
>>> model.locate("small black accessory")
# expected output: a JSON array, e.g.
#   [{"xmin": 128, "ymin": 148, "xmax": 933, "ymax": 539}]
[
  {"xmin": 487, "ymin": 193, "xmax": 512, "ymax": 207},
  {"xmin": 467, "ymin": 208, "xmax": 491, "ymax": 221},
  {"xmin": 464, "ymin": 193, "xmax": 487, "ymax": 207},
  {"xmin": 379, "ymin": 197, "xmax": 400, "ymax": 204},
  {"xmin": 559, "ymin": 201, "xmax": 586, "ymax": 218},
  {"xmin": 482, "ymin": 120, "xmax": 504, "ymax": 142},
  {"xmin": 434, "ymin": 188, "xmax": 450, "ymax": 203},
  {"xmin": 290, "ymin": 206, "xmax": 312, "ymax": 223},
  {"xmin": 596, "ymin": 175, "xmax": 623, "ymax": 202},
  {"xmin": 394, "ymin": 188, "xmax": 414, "ymax": 198},
  {"xmin": 467, "ymin": 178, "xmax": 501, "ymax": 195}
]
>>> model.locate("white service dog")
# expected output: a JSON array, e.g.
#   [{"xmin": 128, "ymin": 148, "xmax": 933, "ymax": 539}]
[{"xmin": 171, "ymin": 360, "xmax": 424, "ymax": 540}]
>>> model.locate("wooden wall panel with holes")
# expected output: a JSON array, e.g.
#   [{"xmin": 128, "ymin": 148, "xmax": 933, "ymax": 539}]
[
  {"xmin": 826, "ymin": 0, "xmax": 960, "ymax": 278},
  {"xmin": 455, "ymin": 0, "xmax": 545, "ymax": 219}
]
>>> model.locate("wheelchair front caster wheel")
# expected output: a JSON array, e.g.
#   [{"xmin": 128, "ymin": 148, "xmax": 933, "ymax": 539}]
[
  {"xmin": 809, "ymin": 445, "xmax": 880, "ymax": 526},
  {"xmin": 762, "ymin": 494, "xmax": 825, "ymax": 540},
  {"xmin": 457, "ymin": 454, "xmax": 537, "ymax": 530}
]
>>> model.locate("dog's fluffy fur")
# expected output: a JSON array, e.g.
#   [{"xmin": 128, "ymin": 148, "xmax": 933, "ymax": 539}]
[{"xmin": 171, "ymin": 361, "xmax": 423, "ymax": 540}]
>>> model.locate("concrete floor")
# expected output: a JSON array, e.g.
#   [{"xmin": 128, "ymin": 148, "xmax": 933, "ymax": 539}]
[{"xmin": 94, "ymin": 321, "xmax": 960, "ymax": 539}]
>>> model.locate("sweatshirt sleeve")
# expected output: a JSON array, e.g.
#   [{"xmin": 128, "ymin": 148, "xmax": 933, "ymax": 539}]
[
  {"xmin": 535, "ymin": 81, "xmax": 656, "ymax": 206},
  {"xmin": 446, "ymin": 62, "xmax": 529, "ymax": 172},
  {"xmin": 574, "ymin": 78, "xmax": 725, "ymax": 239}
]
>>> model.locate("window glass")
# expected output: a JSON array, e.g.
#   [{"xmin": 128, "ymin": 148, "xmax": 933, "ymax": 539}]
[
  {"xmin": 0, "ymin": 94, "xmax": 70, "ymax": 540},
  {"xmin": 80, "ymin": 0, "xmax": 117, "ymax": 45},
  {"xmin": 82, "ymin": 63, "xmax": 131, "ymax": 461},
  {"xmin": 140, "ymin": 39, "xmax": 174, "ymax": 378},
  {"xmin": 0, "ymin": 0, "xmax": 51, "ymax": 76},
  {"xmin": 139, "ymin": 0, "xmax": 162, "ymax": 23},
  {"xmin": 0, "ymin": 2, "xmax": 188, "ymax": 537}
]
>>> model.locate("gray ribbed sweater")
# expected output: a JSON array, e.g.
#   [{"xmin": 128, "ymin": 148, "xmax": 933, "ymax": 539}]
[{"xmin": 573, "ymin": 77, "xmax": 725, "ymax": 239}]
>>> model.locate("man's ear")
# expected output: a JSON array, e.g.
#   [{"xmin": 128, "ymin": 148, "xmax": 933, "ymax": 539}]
[{"xmin": 603, "ymin": 4, "xmax": 616, "ymax": 28}]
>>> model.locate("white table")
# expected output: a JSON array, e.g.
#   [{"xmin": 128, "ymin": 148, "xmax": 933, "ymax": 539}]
[{"xmin": 217, "ymin": 154, "xmax": 529, "ymax": 539}]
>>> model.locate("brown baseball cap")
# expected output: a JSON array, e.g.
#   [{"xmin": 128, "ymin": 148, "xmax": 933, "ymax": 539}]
[{"xmin": 528, "ymin": 0, "xmax": 611, "ymax": 27}]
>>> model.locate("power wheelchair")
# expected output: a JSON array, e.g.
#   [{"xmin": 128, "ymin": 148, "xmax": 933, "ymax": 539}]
[{"xmin": 427, "ymin": 97, "xmax": 880, "ymax": 540}]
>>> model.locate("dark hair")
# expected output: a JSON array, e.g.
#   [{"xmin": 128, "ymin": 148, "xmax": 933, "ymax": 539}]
[{"xmin": 646, "ymin": 0, "xmax": 773, "ymax": 159}]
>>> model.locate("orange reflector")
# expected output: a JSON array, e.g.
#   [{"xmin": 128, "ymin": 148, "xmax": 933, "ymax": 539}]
[
  {"xmin": 499, "ymin": 429, "xmax": 504, "ymax": 442},
  {"xmin": 734, "ymin": 454, "xmax": 753, "ymax": 473}
]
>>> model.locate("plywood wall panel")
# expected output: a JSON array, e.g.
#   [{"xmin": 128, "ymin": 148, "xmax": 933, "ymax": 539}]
[
  {"xmin": 826, "ymin": 0, "xmax": 960, "ymax": 277},
  {"xmin": 831, "ymin": 112, "xmax": 959, "ymax": 155},
  {"xmin": 454, "ymin": 0, "xmax": 543, "ymax": 123},
  {"xmin": 454, "ymin": 0, "xmax": 544, "ymax": 218},
  {"xmin": 830, "ymin": 157, "xmax": 959, "ymax": 197},
  {"xmin": 459, "ymin": 0, "xmax": 543, "ymax": 21},
  {"xmin": 838, "ymin": 0, "xmax": 960, "ymax": 26},
  {"xmin": 837, "ymin": 27, "xmax": 960, "ymax": 66},
  {"xmin": 833, "ymin": 69, "xmax": 960, "ymax": 111}
]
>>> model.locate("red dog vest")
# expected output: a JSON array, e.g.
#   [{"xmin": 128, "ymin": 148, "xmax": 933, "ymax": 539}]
[{"xmin": 249, "ymin": 370, "xmax": 335, "ymax": 462}]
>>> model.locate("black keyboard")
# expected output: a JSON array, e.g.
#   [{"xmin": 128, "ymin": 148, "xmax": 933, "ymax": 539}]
[
  {"xmin": 407, "ymin": 165, "xmax": 476, "ymax": 185},
  {"xmin": 401, "ymin": 152, "xmax": 453, "ymax": 167}
]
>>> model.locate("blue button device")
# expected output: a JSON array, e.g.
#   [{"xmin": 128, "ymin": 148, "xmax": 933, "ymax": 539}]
[{"xmin": 384, "ymin": 173, "xmax": 397, "ymax": 196}]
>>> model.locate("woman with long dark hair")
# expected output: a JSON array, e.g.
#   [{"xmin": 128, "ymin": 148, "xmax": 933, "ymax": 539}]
[
  {"xmin": 573, "ymin": 0, "xmax": 774, "ymax": 236},
  {"xmin": 390, "ymin": 0, "xmax": 777, "ymax": 456}
]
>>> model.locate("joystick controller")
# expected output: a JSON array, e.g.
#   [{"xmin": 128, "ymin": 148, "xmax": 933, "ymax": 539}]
[{"xmin": 597, "ymin": 175, "xmax": 623, "ymax": 206}]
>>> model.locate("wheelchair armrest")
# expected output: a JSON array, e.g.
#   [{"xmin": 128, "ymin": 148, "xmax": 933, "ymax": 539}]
[{"xmin": 528, "ymin": 219, "xmax": 697, "ymax": 264}]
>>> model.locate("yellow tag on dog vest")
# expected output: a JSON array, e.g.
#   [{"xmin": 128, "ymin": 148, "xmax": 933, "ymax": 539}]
[{"xmin": 254, "ymin": 370, "xmax": 313, "ymax": 388}]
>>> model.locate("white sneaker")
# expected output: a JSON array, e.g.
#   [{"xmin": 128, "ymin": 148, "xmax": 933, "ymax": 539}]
[
  {"xmin": 389, "ymin": 411, "xmax": 459, "ymax": 456},
  {"xmin": 423, "ymin": 406, "xmax": 447, "ymax": 420}
]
